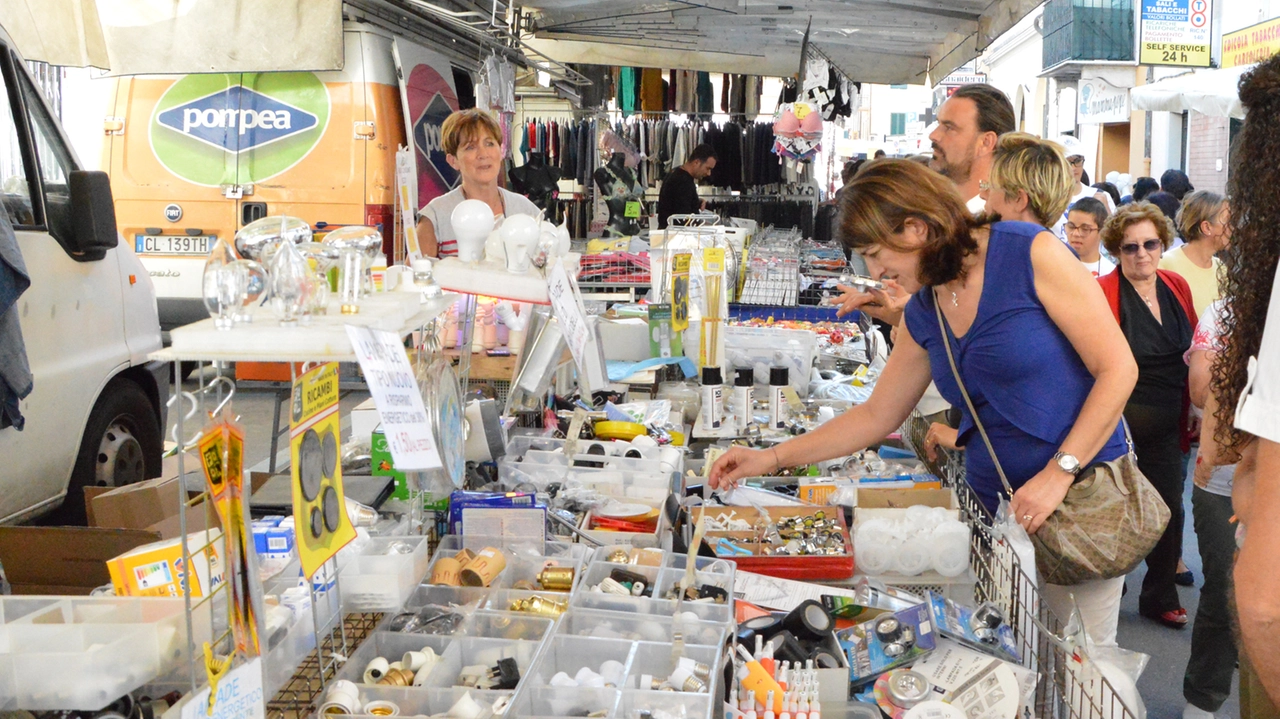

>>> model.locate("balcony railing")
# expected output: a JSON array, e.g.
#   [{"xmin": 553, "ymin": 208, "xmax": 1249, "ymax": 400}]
[{"xmin": 1042, "ymin": 0, "xmax": 1135, "ymax": 71}]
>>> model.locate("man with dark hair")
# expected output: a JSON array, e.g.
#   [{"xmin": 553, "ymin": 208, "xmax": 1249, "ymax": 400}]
[
  {"xmin": 1130, "ymin": 176, "xmax": 1159, "ymax": 203},
  {"xmin": 927, "ymin": 83, "xmax": 1016, "ymax": 212},
  {"xmin": 874, "ymin": 149, "xmax": 886, "ymax": 159},
  {"xmin": 1160, "ymin": 169, "xmax": 1195, "ymax": 201},
  {"xmin": 657, "ymin": 144, "xmax": 717, "ymax": 228}
]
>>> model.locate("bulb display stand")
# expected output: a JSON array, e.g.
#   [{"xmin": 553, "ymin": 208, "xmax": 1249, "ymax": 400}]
[{"xmin": 147, "ymin": 288, "xmax": 454, "ymax": 716}]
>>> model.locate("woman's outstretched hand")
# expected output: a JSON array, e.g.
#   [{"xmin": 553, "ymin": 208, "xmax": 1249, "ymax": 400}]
[{"xmin": 707, "ymin": 446, "xmax": 779, "ymax": 490}]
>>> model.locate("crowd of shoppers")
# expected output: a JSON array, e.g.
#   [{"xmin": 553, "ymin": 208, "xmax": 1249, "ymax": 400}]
[{"xmin": 782, "ymin": 60, "xmax": 1280, "ymax": 716}]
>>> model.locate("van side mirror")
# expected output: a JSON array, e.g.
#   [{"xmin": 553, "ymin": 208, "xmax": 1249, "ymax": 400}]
[{"xmin": 68, "ymin": 170, "xmax": 118, "ymax": 261}]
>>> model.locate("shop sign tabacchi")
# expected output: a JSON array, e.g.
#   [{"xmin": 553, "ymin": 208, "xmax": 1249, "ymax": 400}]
[{"xmin": 1078, "ymin": 78, "xmax": 1130, "ymax": 124}]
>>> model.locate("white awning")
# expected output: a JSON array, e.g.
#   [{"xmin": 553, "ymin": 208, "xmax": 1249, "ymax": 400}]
[
  {"xmin": 1129, "ymin": 64, "xmax": 1255, "ymax": 119},
  {"xmin": 520, "ymin": 0, "xmax": 1043, "ymax": 86},
  {"xmin": 0, "ymin": 0, "xmax": 110, "ymax": 69}
]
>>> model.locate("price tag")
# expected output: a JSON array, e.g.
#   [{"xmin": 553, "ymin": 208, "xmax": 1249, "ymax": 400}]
[
  {"xmin": 624, "ymin": 200, "xmax": 642, "ymax": 218},
  {"xmin": 345, "ymin": 325, "xmax": 442, "ymax": 470},
  {"xmin": 547, "ymin": 261, "xmax": 591, "ymax": 370}
]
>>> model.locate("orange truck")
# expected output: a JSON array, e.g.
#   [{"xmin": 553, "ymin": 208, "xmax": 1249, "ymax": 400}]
[{"xmin": 102, "ymin": 22, "xmax": 463, "ymax": 332}]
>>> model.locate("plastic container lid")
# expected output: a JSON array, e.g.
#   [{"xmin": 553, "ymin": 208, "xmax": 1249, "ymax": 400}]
[
  {"xmin": 735, "ymin": 368, "xmax": 754, "ymax": 387},
  {"xmin": 702, "ymin": 366, "xmax": 723, "ymax": 385},
  {"xmin": 770, "ymin": 366, "xmax": 789, "ymax": 386}
]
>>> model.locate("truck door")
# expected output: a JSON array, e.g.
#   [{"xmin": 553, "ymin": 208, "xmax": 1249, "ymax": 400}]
[{"xmin": 235, "ymin": 44, "xmax": 359, "ymax": 231}]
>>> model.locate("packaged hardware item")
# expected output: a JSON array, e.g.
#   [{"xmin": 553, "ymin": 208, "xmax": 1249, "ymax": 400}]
[
  {"xmin": 838, "ymin": 602, "xmax": 936, "ymax": 686},
  {"xmin": 108, "ymin": 529, "xmax": 225, "ymax": 597},
  {"xmin": 926, "ymin": 592, "xmax": 1020, "ymax": 663}
]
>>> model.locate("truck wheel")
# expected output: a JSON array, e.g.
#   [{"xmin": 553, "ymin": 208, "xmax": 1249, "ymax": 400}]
[{"xmin": 61, "ymin": 379, "xmax": 163, "ymax": 525}]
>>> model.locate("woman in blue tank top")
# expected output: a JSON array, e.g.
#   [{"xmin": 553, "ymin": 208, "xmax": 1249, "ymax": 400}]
[{"xmin": 709, "ymin": 159, "xmax": 1138, "ymax": 644}]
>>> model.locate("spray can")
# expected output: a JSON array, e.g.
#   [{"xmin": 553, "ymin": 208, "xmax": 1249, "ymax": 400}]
[
  {"xmin": 735, "ymin": 368, "xmax": 754, "ymax": 431},
  {"xmin": 770, "ymin": 366, "xmax": 789, "ymax": 429},
  {"xmin": 702, "ymin": 366, "xmax": 724, "ymax": 429}
]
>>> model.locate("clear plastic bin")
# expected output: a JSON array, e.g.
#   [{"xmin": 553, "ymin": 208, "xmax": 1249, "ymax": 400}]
[
  {"xmin": 421, "ymin": 636, "xmax": 542, "ymax": 689},
  {"xmin": 338, "ymin": 535, "xmax": 432, "ymax": 611},
  {"xmin": 336, "ymin": 631, "xmax": 454, "ymax": 687},
  {"xmin": 458, "ymin": 611, "xmax": 554, "ymax": 642},
  {"xmin": 497, "ymin": 554, "xmax": 584, "ymax": 593},
  {"xmin": 580, "ymin": 562, "xmax": 662, "ymax": 598},
  {"xmin": 0, "ymin": 596, "xmax": 201, "ymax": 710},
  {"xmin": 556, "ymin": 609, "xmax": 727, "ymax": 648},
  {"xmin": 620, "ymin": 689, "xmax": 714, "ymax": 719},
  {"xmin": 508, "ymin": 685, "xmax": 621, "ymax": 718},
  {"xmin": 521, "ymin": 635, "xmax": 636, "ymax": 688},
  {"xmin": 625, "ymin": 641, "xmax": 719, "ymax": 693},
  {"xmin": 338, "ymin": 686, "xmax": 512, "ymax": 717},
  {"xmin": 402, "ymin": 584, "xmax": 490, "ymax": 612}
]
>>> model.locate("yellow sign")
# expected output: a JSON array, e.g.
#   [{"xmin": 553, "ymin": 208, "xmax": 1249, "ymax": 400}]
[
  {"xmin": 1223, "ymin": 17, "xmax": 1280, "ymax": 68},
  {"xmin": 290, "ymin": 363, "xmax": 357, "ymax": 580},
  {"xmin": 1139, "ymin": 0, "xmax": 1212, "ymax": 67},
  {"xmin": 671, "ymin": 252, "xmax": 691, "ymax": 333}
]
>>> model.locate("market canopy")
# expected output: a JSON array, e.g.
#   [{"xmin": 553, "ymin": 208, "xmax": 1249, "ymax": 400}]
[
  {"xmin": 1129, "ymin": 64, "xmax": 1255, "ymax": 120},
  {"xmin": 518, "ymin": 0, "xmax": 1042, "ymax": 85}
]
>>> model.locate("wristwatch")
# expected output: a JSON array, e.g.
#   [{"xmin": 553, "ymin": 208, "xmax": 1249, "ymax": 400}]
[{"xmin": 1053, "ymin": 451, "xmax": 1082, "ymax": 477}]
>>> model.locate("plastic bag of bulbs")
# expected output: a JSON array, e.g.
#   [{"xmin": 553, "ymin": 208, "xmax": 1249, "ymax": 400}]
[{"xmin": 854, "ymin": 505, "xmax": 971, "ymax": 578}]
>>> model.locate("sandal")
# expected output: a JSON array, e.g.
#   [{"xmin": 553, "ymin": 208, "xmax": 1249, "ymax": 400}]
[{"xmin": 1141, "ymin": 607, "xmax": 1188, "ymax": 629}]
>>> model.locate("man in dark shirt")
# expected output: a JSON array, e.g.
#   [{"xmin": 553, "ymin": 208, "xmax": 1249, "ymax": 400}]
[{"xmin": 657, "ymin": 144, "xmax": 717, "ymax": 228}]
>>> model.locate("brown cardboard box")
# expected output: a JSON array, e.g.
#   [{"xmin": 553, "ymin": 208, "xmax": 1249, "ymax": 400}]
[
  {"xmin": 90, "ymin": 473, "xmax": 200, "ymax": 533},
  {"xmin": 856, "ymin": 487, "xmax": 957, "ymax": 510},
  {"xmin": 0, "ymin": 526, "xmax": 161, "ymax": 594}
]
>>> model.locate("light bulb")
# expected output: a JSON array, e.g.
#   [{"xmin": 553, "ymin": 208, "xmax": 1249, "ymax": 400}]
[
  {"xmin": 231, "ymin": 259, "xmax": 268, "ymax": 324},
  {"xmin": 451, "ymin": 199, "xmax": 494, "ymax": 262},
  {"xmin": 298, "ymin": 242, "xmax": 339, "ymax": 315},
  {"xmin": 202, "ymin": 238, "xmax": 244, "ymax": 330},
  {"xmin": 498, "ymin": 214, "xmax": 540, "ymax": 272},
  {"xmin": 269, "ymin": 239, "xmax": 312, "ymax": 326},
  {"xmin": 323, "ymin": 226, "xmax": 382, "ymax": 314},
  {"xmin": 234, "ymin": 215, "xmax": 311, "ymax": 262}
]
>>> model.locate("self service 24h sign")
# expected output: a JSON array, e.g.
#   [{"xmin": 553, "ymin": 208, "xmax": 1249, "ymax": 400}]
[
  {"xmin": 1140, "ymin": 0, "xmax": 1213, "ymax": 67},
  {"xmin": 151, "ymin": 73, "xmax": 331, "ymax": 187}
]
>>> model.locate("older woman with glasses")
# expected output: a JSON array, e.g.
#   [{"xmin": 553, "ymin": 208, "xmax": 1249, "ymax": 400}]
[{"xmin": 1099, "ymin": 201, "xmax": 1199, "ymax": 630}]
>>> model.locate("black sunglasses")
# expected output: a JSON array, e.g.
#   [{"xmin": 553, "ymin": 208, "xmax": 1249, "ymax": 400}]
[{"xmin": 1120, "ymin": 239, "xmax": 1163, "ymax": 255}]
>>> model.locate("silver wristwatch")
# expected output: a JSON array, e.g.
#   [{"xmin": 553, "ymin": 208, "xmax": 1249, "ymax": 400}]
[{"xmin": 1053, "ymin": 451, "xmax": 1082, "ymax": 476}]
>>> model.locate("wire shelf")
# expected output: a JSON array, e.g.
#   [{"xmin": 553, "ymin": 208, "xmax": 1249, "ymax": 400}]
[
  {"xmin": 899, "ymin": 411, "xmax": 1138, "ymax": 719},
  {"xmin": 265, "ymin": 612, "xmax": 384, "ymax": 719}
]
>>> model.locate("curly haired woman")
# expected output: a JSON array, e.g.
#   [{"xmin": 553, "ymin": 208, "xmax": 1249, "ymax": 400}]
[{"xmin": 1212, "ymin": 53, "xmax": 1280, "ymax": 712}]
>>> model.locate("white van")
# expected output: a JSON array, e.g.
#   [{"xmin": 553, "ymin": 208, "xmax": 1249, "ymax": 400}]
[{"xmin": 0, "ymin": 27, "xmax": 168, "ymax": 524}]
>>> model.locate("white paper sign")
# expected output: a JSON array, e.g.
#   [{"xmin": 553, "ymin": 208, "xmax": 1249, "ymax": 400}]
[
  {"xmin": 547, "ymin": 260, "xmax": 590, "ymax": 369},
  {"xmin": 345, "ymin": 325, "xmax": 442, "ymax": 470},
  {"xmin": 180, "ymin": 658, "xmax": 266, "ymax": 719}
]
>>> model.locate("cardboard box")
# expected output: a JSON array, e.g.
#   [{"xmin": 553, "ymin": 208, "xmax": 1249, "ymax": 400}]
[
  {"xmin": 107, "ymin": 529, "xmax": 225, "ymax": 598},
  {"xmin": 0, "ymin": 526, "xmax": 161, "ymax": 594},
  {"xmin": 371, "ymin": 429, "xmax": 409, "ymax": 500},
  {"xmin": 856, "ymin": 487, "xmax": 958, "ymax": 510}
]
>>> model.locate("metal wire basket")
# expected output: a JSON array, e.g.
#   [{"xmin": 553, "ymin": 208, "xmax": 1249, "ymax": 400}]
[{"xmin": 899, "ymin": 411, "xmax": 1139, "ymax": 719}]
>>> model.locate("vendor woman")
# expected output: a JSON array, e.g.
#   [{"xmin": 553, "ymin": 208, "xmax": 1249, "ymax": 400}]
[
  {"xmin": 415, "ymin": 109, "xmax": 540, "ymax": 258},
  {"xmin": 709, "ymin": 160, "xmax": 1138, "ymax": 646}
]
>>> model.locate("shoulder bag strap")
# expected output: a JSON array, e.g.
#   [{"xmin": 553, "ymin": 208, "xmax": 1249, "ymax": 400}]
[{"xmin": 933, "ymin": 291, "xmax": 1017, "ymax": 499}]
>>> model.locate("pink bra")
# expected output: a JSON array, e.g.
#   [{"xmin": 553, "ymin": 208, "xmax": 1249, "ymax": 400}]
[
  {"xmin": 799, "ymin": 108, "xmax": 822, "ymax": 139},
  {"xmin": 773, "ymin": 108, "xmax": 800, "ymax": 137}
]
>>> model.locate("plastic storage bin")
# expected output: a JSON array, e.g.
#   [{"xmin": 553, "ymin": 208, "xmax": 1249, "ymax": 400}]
[{"xmin": 339, "ymin": 535, "xmax": 432, "ymax": 611}]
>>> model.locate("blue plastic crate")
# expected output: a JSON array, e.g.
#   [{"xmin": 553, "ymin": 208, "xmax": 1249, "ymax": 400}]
[{"xmin": 728, "ymin": 303, "xmax": 860, "ymax": 323}]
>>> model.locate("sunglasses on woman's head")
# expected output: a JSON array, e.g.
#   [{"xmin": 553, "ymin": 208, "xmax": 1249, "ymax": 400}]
[{"xmin": 1120, "ymin": 239, "xmax": 1163, "ymax": 255}]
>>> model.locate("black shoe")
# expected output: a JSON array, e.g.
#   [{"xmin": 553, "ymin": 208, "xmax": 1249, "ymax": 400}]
[{"xmin": 1176, "ymin": 570, "xmax": 1195, "ymax": 587}]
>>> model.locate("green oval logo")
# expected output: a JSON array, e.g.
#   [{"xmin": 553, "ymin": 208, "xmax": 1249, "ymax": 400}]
[{"xmin": 150, "ymin": 73, "xmax": 331, "ymax": 187}]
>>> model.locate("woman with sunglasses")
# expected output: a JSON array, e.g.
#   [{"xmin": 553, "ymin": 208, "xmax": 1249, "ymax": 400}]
[{"xmin": 1098, "ymin": 201, "xmax": 1199, "ymax": 630}]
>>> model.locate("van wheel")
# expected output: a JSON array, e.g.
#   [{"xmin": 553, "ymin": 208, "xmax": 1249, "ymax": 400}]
[{"xmin": 60, "ymin": 379, "xmax": 163, "ymax": 525}]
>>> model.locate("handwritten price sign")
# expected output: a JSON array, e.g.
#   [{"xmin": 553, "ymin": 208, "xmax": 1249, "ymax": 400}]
[{"xmin": 345, "ymin": 325, "xmax": 442, "ymax": 470}]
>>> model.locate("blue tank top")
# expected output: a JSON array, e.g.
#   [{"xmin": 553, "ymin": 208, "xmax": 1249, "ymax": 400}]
[{"xmin": 903, "ymin": 221, "xmax": 1127, "ymax": 513}]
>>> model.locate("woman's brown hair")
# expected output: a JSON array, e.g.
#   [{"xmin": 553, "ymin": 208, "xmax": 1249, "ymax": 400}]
[
  {"xmin": 1213, "ymin": 54, "xmax": 1280, "ymax": 452},
  {"xmin": 1099, "ymin": 201, "xmax": 1175, "ymax": 257},
  {"xmin": 441, "ymin": 109, "xmax": 503, "ymax": 157},
  {"xmin": 836, "ymin": 159, "xmax": 981, "ymax": 287}
]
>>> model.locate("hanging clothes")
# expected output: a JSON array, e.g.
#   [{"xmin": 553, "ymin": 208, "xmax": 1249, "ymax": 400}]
[
  {"xmin": 619, "ymin": 68, "xmax": 639, "ymax": 117},
  {"xmin": 676, "ymin": 70, "xmax": 697, "ymax": 114},
  {"xmin": 668, "ymin": 70, "xmax": 678, "ymax": 112},
  {"xmin": 744, "ymin": 76, "xmax": 761, "ymax": 119},
  {"xmin": 641, "ymin": 68, "xmax": 665, "ymax": 113},
  {"xmin": 695, "ymin": 72, "xmax": 714, "ymax": 119}
]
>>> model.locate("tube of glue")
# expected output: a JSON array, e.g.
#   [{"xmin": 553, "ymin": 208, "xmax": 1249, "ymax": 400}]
[{"xmin": 735, "ymin": 645, "xmax": 784, "ymax": 713}]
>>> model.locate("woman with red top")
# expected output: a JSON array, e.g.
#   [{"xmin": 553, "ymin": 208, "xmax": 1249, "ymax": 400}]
[{"xmin": 1098, "ymin": 201, "xmax": 1198, "ymax": 629}]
